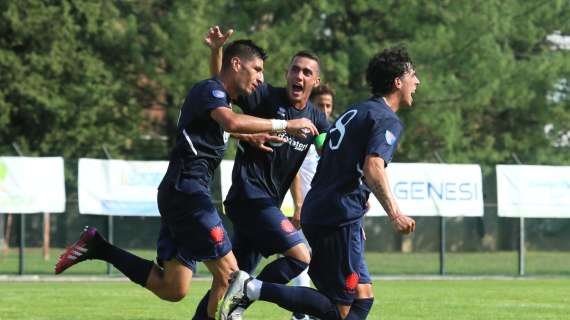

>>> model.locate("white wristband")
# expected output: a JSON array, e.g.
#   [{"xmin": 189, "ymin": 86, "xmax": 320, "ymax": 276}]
[{"xmin": 271, "ymin": 119, "xmax": 288, "ymax": 131}]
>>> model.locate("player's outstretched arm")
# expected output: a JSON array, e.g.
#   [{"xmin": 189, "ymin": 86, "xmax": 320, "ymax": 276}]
[
  {"xmin": 289, "ymin": 173, "xmax": 303, "ymax": 229},
  {"xmin": 211, "ymin": 108, "xmax": 317, "ymax": 136},
  {"xmin": 363, "ymin": 155, "xmax": 416, "ymax": 234},
  {"xmin": 203, "ymin": 25, "xmax": 233, "ymax": 77}
]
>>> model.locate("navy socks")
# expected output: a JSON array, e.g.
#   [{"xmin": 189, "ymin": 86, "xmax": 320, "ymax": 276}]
[
  {"xmin": 96, "ymin": 240, "xmax": 154, "ymax": 287},
  {"xmin": 257, "ymin": 256, "xmax": 308, "ymax": 284},
  {"xmin": 346, "ymin": 298, "xmax": 374, "ymax": 320},
  {"xmin": 192, "ymin": 290, "xmax": 214, "ymax": 320},
  {"xmin": 260, "ymin": 282, "xmax": 374, "ymax": 320},
  {"xmin": 260, "ymin": 282, "xmax": 340, "ymax": 319}
]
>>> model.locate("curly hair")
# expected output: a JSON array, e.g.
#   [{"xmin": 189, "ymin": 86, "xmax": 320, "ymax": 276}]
[
  {"xmin": 366, "ymin": 47, "xmax": 413, "ymax": 96},
  {"xmin": 222, "ymin": 40, "xmax": 268, "ymax": 70}
]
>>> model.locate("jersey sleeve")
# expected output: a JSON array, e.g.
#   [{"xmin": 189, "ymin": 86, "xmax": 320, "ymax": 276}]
[
  {"xmin": 315, "ymin": 108, "xmax": 331, "ymax": 133},
  {"xmin": 366, "ymin": 116, "xmax": 403, "ymax": 166},
  {"xmin": 197, "ymin": 81, "xmax": 231, "ymax": 114},
  {"xmin": 235, "ymin": 83, "xmax": 269, "ymax": 114}
]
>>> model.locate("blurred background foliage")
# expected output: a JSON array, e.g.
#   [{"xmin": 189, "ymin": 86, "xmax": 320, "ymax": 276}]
[
  {"xmin": 1, "ymin": 0, "xmax": 569, "ymax": 252},
  {"xmin": 2, "ymin": 0, "xmax": 568, "ymax": 168}
]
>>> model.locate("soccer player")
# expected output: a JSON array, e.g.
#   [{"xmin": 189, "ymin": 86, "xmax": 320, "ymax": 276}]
[
  {"xmin": 54, "ymin": 39, "xmax": 318, "ymax": 320},
  {"xmin": 220, "ymin": 47, "xmax": 419, "ymax": 320},
  {"xmin": 202, "ymin": 27, "xmax": 330, "ymax": 320},
  {"xmin": 288, "ymin": 84, "xmax": 335, "ymax": 320}
]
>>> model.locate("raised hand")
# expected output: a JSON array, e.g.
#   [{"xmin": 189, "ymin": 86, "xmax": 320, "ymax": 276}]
[{"xmin": 203, "ymin": 25, "xmax": 234, "ymax": 50}]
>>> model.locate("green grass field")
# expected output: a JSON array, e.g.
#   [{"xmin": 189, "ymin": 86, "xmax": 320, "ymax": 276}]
[
  {"xmin": 1, "ymin": 248, "xmax": 569, "ymax": 276},
  {"xmin": 1, "ymin": 280, "xmax": 569, "ymax": 319}
]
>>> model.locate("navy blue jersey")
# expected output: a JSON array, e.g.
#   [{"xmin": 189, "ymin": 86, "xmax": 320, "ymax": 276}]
[
  {"xmin": 225, "ymin": 83, "xmax": 330, "ymax": 205},
  {"xmin": 159, "ymin": 78, "xmax": 231, "ymax": 193},
  {"xmin": 301, "ymin": 97, "xmax": 403, "ymax": 226}
]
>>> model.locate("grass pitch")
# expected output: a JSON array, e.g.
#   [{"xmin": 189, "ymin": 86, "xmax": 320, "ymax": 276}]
[
  {"xmin": 1, "ymin": 279, "xmax": 569, "ymax": 319},
  {"xmin": 1, "ymin": 248, "xmax": 569, "ymax": 276}
]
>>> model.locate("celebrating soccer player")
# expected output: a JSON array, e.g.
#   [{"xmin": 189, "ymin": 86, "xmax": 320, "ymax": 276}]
[
  {"xmin": 55, "ymin": 39, "xmax": 318, "ymax": 320},
  {"xmin": 201, "ymin": 26, "xmax": 330, "ymax": 320},
  {"xmin": 220, "ymin": 47, "xmax": 418, "ymax": 320}
]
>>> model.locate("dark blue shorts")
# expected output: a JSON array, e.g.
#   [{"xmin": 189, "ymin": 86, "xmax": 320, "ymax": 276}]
[
  {"xmin": 225, "ymin": 198, "xmax": 304, "ymax": 272},
  {"xmin": 156, "ymin": 185, "xmax": 232, "ymax": 273},
  {"xmin": 303, "ymin": 219, "xmax": 372, "ymax": 305}
]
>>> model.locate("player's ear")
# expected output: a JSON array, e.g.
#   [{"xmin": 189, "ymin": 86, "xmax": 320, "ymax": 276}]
[
  {"xmin": 230, "ymin": 57, "xmax": 241, "ymax": 72},
  {"xmin": 314, "ymin": 76, "xmax": 321, "ymax": 87},
  {"xmin": 394, "ymin": 76, "xmax": 403, "ymax": 89}
]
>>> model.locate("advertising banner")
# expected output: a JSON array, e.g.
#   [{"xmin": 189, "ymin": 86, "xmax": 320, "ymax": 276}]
[
  {"xmin": 221, "ymin": 161, "xmax": 483, "ymax": 217},
  {"xmin": 497, "ymin": 165, "xmax": 570, "ymax": 218},
  {"xmin": 0, "ymin": 157, "xmax": 66, "ymax": 213},
  {"xmin": 78, "ymin": 159, "xmax": 167, "ymax": 216}
]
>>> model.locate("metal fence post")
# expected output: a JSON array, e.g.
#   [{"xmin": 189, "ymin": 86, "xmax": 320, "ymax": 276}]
[
  {"xmin": 434, "ymin": 152, "xmax": 446, "ymax": 275},
  {"xmin": 511, "ymin": 153, "xmax": 525, "ymax": 276},
  {"xmin": 12, "ymin": 142, "xmax": 26, "ymax": 275},
  {"xmin": 103, "ymin": 145, "xmax": 115, "ymax": 275}
]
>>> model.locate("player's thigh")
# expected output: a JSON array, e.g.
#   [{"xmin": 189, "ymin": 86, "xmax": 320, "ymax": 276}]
[
  {"xmin": 304, "ymin": 223, "xmax": 364, "ymax": 306},
  {"xmin": 157, "ymin": 188, "xmax": 232, "ymax": 267},
  {"xmin": 160, "ymin": 258, "xmax": 194, "ymax": 289}
]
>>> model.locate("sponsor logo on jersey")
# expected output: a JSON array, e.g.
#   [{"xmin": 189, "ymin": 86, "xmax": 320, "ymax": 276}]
[
  {"xmin": 385, "ymin": 130, "xmax": 397, "ymax": 145},
  {"xmin": 212, "ymin": 89, "xmax": 226, "ymax": 99},
  {"xmin": 345, "ymin": 272, "xmax": 359, "ymax": 293},
  {"xmin": 210, "ymin": 225, "xmax": 225, "ymax": 245}
]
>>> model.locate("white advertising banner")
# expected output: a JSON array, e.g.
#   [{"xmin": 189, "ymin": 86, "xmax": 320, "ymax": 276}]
[
  {"xmin": 366, "ymin": 163, "xmax": 484, "ymax": 217},
  {"xmin": 497, "ymin": 165, "xmax": 570, "ymax": 218},
  {"xmin": 221, "ymin": 161, "xmax": 483, "ymax": 217},
  {"xmin": 78, "ymin": 159, "xmax": 168, "ymax": 216},
  {"xmin": 0, "ymin": 157, "xmax": 66, "ymax": 213}
]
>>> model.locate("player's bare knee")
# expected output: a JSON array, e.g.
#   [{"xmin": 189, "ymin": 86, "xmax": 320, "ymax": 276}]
[
  {"xmin": 356, "ymin": 284, "xmax": 374, "ymax": 299},
  {"xmin": 162, "ymin": 278, "xmax": 189, "ymax": 302},
  {"xmin": 286, "ymin": 243, "xmax": 311, "ymax": 264}
]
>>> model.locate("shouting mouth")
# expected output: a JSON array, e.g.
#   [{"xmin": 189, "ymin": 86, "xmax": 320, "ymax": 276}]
[{"xmin": 291, "ymin": 83, "xmax": 304, "ymax": 96}]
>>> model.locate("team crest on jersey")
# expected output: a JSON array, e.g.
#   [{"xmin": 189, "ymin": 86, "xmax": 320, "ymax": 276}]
[
  {"xmin": 210, "ymin": 225, "xmax": 225, "ymax": 245},
  {"xmin": 276, "ymin": 107, "xmax": 286, "ymax": 118},
  {"xmin": 212, "ymin": 89, "xmax": 226, "ymax": 99},
  {"xmin": 280, "ymin": 219, "xmax": 296, "ymax": 234},
  {"xmin": 385, "ymin": 130, "xmax": 396, "ymax": 145},
  {"xmin": 344, "ymin": 272, "xmax": 359, "ymax": 293}
]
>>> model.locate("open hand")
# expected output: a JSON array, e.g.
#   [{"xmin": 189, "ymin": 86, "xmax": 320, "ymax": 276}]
[{"xmin": 203, "ymin": 25, "xmax": 234, "ymax": 50}]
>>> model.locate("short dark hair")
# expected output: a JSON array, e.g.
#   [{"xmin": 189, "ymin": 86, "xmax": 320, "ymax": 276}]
[
  {"xmin": 366, "ymin": 47, "xmax": 413, "ymax": 96},
  {"xmin": 310, "ymin": 83, "xmax": 335, "ymax": 100},
  {"xmin": 290, "ymin": 50, "xmax": 320, "ymax": 74},
  {"xmin": 222, "ymin": 40, "xmax": 267, "ymax": 70}
]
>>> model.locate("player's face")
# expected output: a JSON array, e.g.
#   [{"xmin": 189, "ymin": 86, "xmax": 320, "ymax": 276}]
[
  {"xmin": 399, "ymin": 68, "xmax": 420, "ymax": 107},
  {"xmin": 312, "ymin": 93, "xmax": 333, "ymax": 119},
  {"xmin": 286, "ymin": 57, "xmax": 320, "ymax": 106},
  {"xmin": 236, "ymin": 57, "xmax": 264, "ymax": 95}
]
